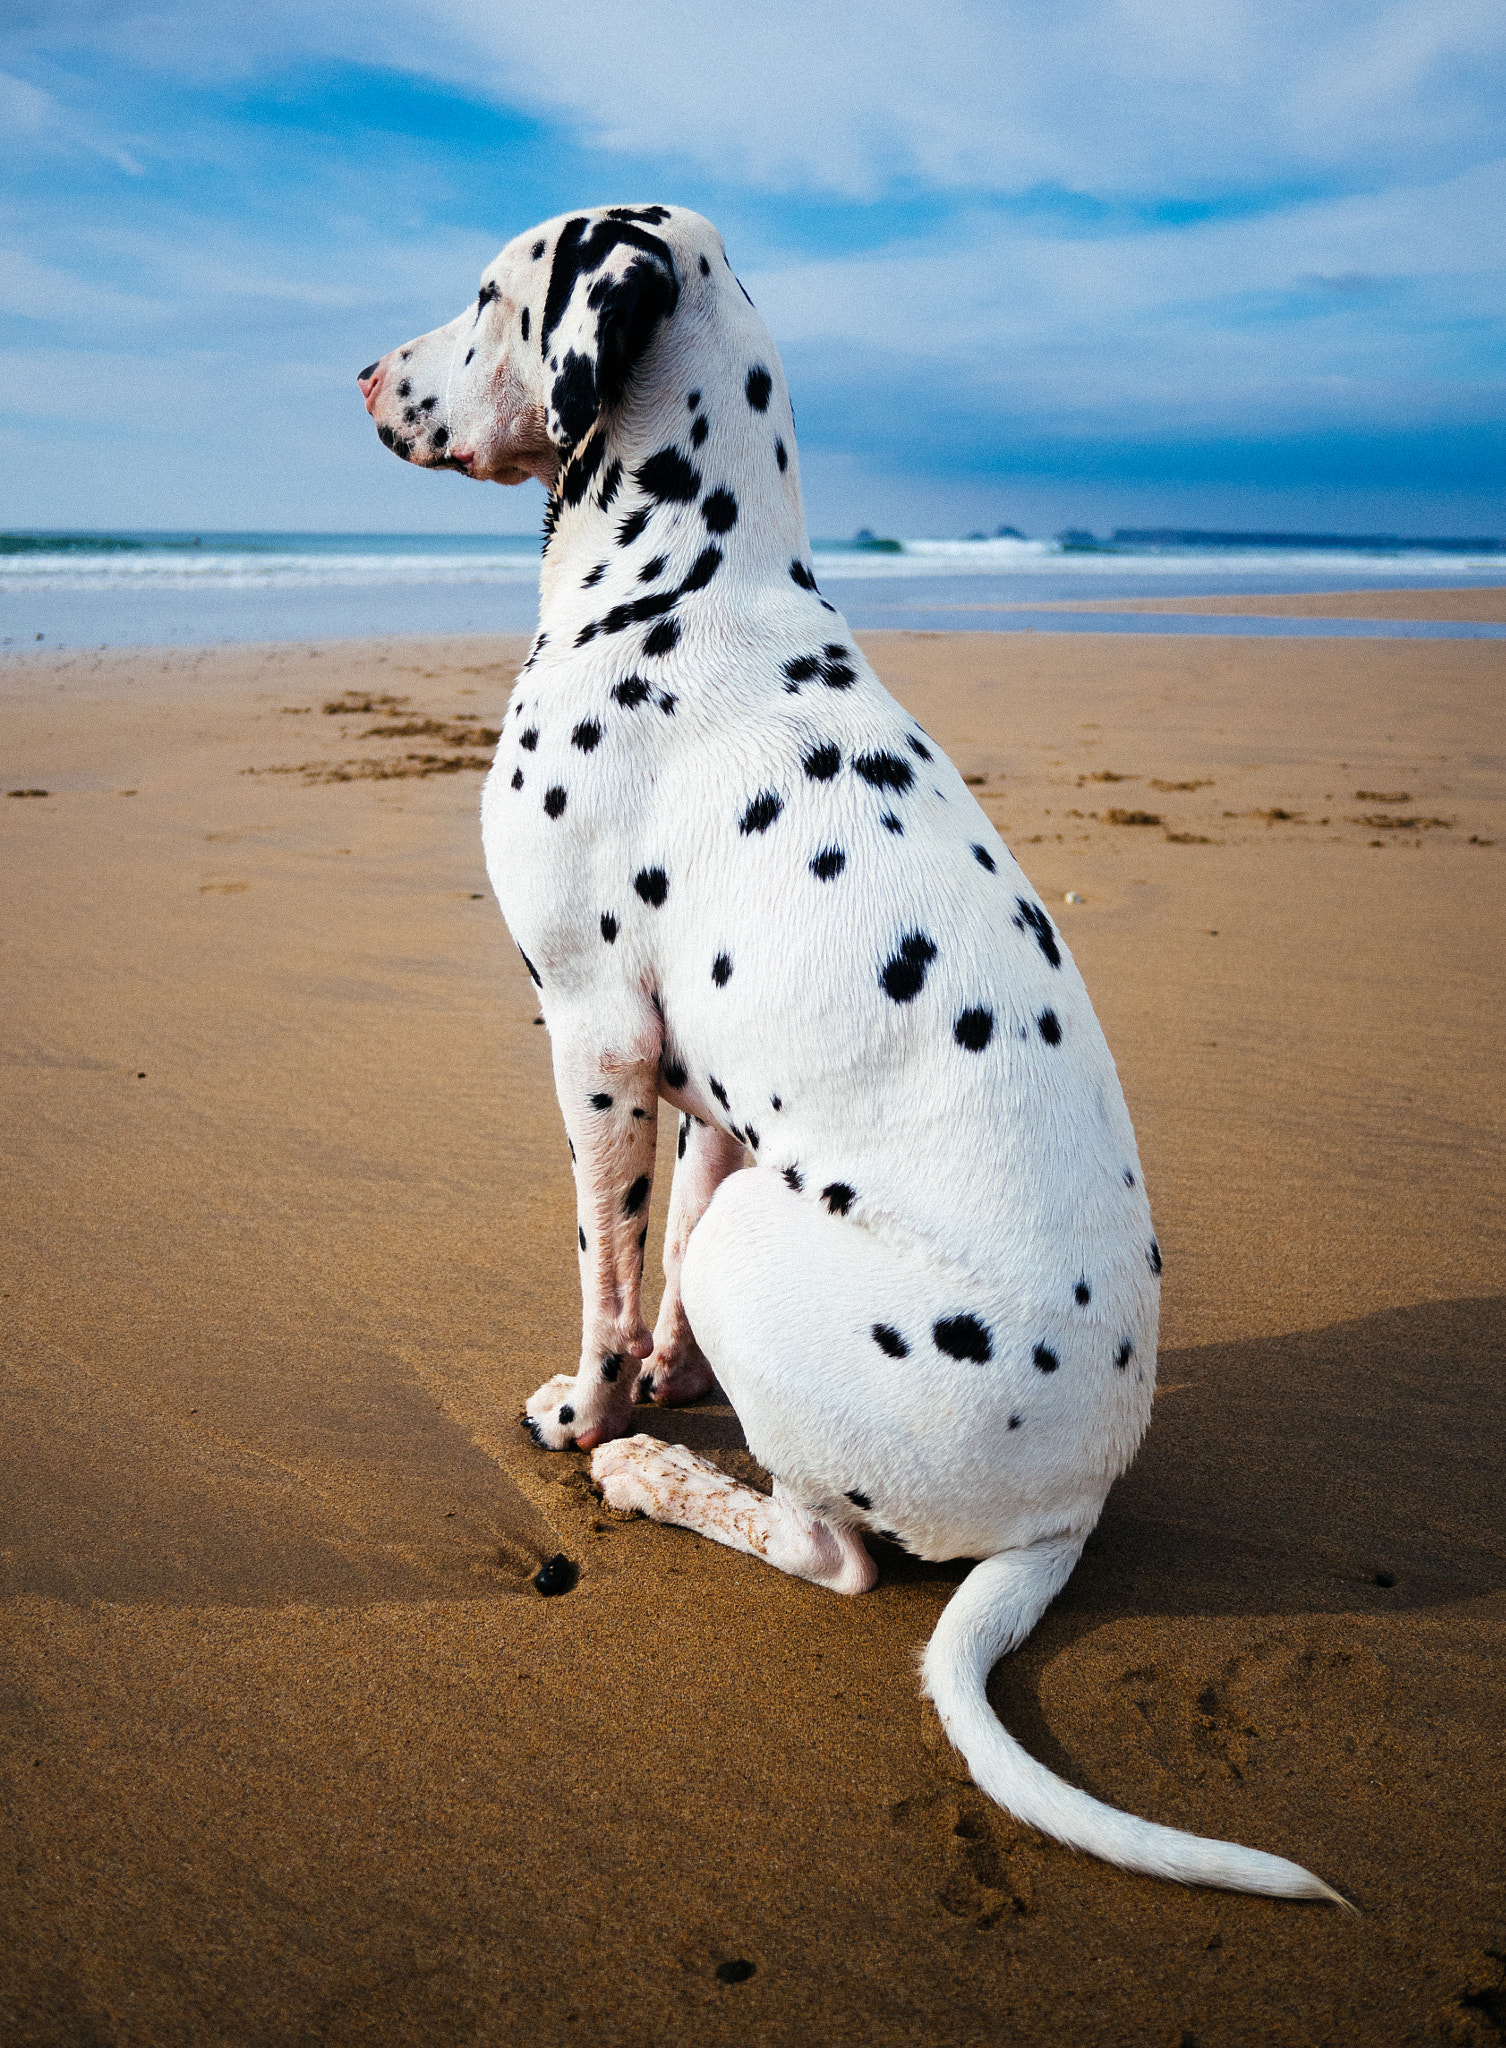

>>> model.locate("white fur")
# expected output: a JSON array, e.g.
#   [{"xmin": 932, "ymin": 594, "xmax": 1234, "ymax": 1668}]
[{"xmin": 360, "ymin": 205, "xmax": 1350, "ymax": 1909}]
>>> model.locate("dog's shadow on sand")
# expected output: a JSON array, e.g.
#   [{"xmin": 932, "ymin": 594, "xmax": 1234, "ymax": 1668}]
[{"xmin": 641, "ymin": 1294, "xmax": 1504, "ymax": 1754}]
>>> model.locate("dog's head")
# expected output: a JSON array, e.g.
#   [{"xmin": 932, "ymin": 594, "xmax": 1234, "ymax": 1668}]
[{"xmin": 358, "ymin": 205, "xmax": 689, "ymax": 490}]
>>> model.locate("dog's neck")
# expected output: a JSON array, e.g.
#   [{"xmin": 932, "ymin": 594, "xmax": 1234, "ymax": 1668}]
[{"xmin": 531, "ymin": 285, "xmax": 813, "ymax": 662}]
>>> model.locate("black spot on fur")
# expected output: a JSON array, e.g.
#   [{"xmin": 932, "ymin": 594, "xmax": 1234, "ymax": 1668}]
[
  {"xmin": 582, "ymin": 562, "xmax": 607, "ymax": 588},
  {"xmin": 643, "ymin": 620, "xmax": 679, "ymax": 656},
  {"xmin": 1038, "ymin": 1009, "xmax": 1062, "ymax": 1045},
  {"xmin": 680, "ymin": 545, "xmax": 722, "ymax": 592},
  {"xmin": 776, "ymin": 438, "xmax": 787, "ymax": 472},
  {"xmin": 531, "ymin": 239, "xmax": 545, "ymax": 258},
  {"xmin": 635, "ymin": 446, "xmax": 700, "ymax": 503},
  {"xmin": 664, "ymin": 1058, "xmax": 687, "ymax": 1088},
  {"xmin": 510, "ymin": 768, "xmax": 523, "ymax": 790},
  {"xmin": 702, "ymin": 488, "xmax": 737, "ymax": 533},
  {"xmin": 1008, "ymin": 1413, "xmax": 1022, "ymax": 1430},
  {"xmin": 803, "ymin": 742, "xmax": 840, "ymax": 780},
  {"xmin": 972, "ymin": 843, "xmax": 996, "ymax": 872},
  {"xmin": 872, "ymin": 1324, "xmax": 909, "ymax": 1359},
  {"xmin": 954, "ymin": 1007, "xmax": 994, "ymax": 1051},
  {"xmin": 845, "ymin": 1490, "xmax": 872, "ymax": 1512},
  {"xmin": 855, "ymin": 752, "xmax": 913, "ymax": 794},
  {"xmin": 518, "ymin": 948, "xmax": 543, "ymax": 989},
  {"xmin": 882, "ymin": 812, "xmax": 903, "ymax": 834},
  {"xmin": 559, "ymin": 421, "xmax": 606, "ymax": 503},
  {"xmin": 690, "ymin": 415, "xmax": 708, "ymax": 448},
  {"xmin": 712, "ymin": 952, "xmax": 732, "ymax": 986},
  {"xmin": 745, "ymin": 1124, "xmax": 759, "ymax": 1151},
  {"xmin": 551, "ymin": 353, "xmax": 600, "ymax": 448},
  {"xmin": 598, "ymin": 458, "xmax": 622, "ymax": 511},
  {"xmin": 1115, "ymin": 1341, "xmax": 1134, "ymax": 1370},
  {"xmin": 677, "ymin": 1117, "xmax": 688, "ymax": 1159},
  {"xmin": 783, "ymin": 1166, "xmax": 803, "ymax": 1191},
  {"xmin": 578, "ymin": 1226, "xmax": 586, "ymax": 1251},
  {"xmin": 520, "ymin": 727, "xmax": 538, "ymax": 751},
  {"xmin": 601, "ymin": 1353, "xmax": 622, "ymax": 1382},
  {"xmin": 789, "ymin": 559, "xmax": 818, "ymax": 592},
  {"xmin": 907, "ymin": 734, "xmax": 933, "ymax": 761},
  {"xmin": 745, "ymin": 365, "xmax": 772, "ymax": 410},
  {"xmin": 699, "ymin": 254, "xmax": 710, "ymax": 275},
  {"xmin": 572, "ymin": 719, "xmax": 601, "ymax": 751},
  {"xmin": 740, "ymin": 790, "xmax": 783, "ymax": 835},
  {"xmin": 544, "ymin": 786, "xmax": 567, "ymax": 819},
  {"xmin": 1124, "ymin": 1168, "xmax": 1135, "ymax": 1187},
  {"xmin": 1033, "ymin": 1343, "xmax": 1060, "ymax": 1373},
  {"xmin": 934, "ymin": 1315, "xmax": 992, "ymax": 1363},
  {"xmin": 822, "ymin": 1182, "xmax": 855, "ymax": 1216},
  {"xmin": 557, "ymin": 1404, "xmax": 574, "ymax": 1425},
  {"xmin": 770, "ymin": 1094, "xmax": 781, "ymax": 1110},
  {"xmin": 783, "ymin": 655, "xmax": 818, "ymax": 686},
  {"xmin": 1149, "ymin": 1239, "xmax": 1163, "ymax": 1276},
  {"xmin": 1013, "ymin": 897, "xmax": 1062, "ymax": 969},
  {"xmin": 600, "ymin": 912, "xmax": 618, "ymax": 943},
  {"xmin": 659, "ymin": 692, "xmax": 677, "ymax": 715},
  {"xmin": 810, "ymin": 847, "xmax": 846, "ymax": 881},
  {"xmin": 622, "ymin": 1177, "xmax": 650, "ymax": 1217},
  {"xmin": 638, "ymin": 555, "xmax": 665, "ymax": 582},
  {"xmin": 589, "ymin": 1091, "xmax": 613, "ymax": 1111},
  {"xmin": 635, "ymin": 867, "xmax": 668, "ymax": 906},
  {"xmin": 880, "ymin": 930, "xmax": 937, "ymax": 1004},
  {"xmin": 613, "ymin": 677, "xmax": 651, "ymax": 708},
  {"xmin": 618, "ymin": 506, "xmax": 650, "ymax": 548},
  {"xmin": 709, "ymin": 1077, "xmax": 729, "ymax": 1109}
]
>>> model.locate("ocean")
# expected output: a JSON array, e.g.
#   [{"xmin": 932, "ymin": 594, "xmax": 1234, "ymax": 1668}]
[{"xmin": 3, "ymin": 529, "xmax": 1503, "ymax": 649}]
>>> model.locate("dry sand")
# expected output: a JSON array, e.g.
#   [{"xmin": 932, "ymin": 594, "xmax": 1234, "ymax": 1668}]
[{"xmin": 2, "ymin": 621, "xmax": 1503, "ymax": 2047}]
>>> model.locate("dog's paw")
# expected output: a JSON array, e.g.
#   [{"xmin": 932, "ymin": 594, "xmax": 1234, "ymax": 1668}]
[
  {"xmin": 642, "ymin": 1353, "xmax": 715, "ymax": 1407},
  {"xmin": 523, "ymin": 1373, "xmax": 581, "ymax": 1451}
]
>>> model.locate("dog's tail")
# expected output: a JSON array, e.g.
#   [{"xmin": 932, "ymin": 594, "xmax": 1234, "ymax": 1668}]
[{"xmin": 920, "ymin": 1539, "xmax": 1355, "ymax": 1908}]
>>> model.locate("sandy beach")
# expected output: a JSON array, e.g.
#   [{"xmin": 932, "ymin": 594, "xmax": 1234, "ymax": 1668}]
[{"xmin": 2, "ymin": 619, "xmax": 1503, "ymax": 2045}]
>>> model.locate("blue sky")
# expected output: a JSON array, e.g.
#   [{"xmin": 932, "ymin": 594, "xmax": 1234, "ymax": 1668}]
[{"xmin": 2, "ymin": 1, "xmax": 1504, "ymax": 537}]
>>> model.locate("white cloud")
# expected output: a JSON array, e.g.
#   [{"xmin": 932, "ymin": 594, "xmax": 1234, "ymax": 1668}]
[
  {"xmin": 7, "ymin": 1, "xmax": 1506, "ymax": 199},
  {"xmin": 740, "ymin": 156, "xmax": 1506, "ymax": 432},
  {"xmin": 0, "ymin": 66, "xmax": 143, "ymax": 172}
]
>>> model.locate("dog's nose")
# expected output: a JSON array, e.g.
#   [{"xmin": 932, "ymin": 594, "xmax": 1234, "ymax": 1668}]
[{"xmin": 357, "ymin": 361, "xmax": 380, "ymax": 384}]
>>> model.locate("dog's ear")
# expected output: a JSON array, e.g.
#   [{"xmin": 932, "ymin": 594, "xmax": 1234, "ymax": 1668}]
[{"xmin": 540, "ymin": 212, "xmax": 680, "ymax": 450}]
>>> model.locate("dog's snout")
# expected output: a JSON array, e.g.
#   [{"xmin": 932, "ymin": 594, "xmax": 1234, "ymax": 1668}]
[{"xmin": 357, "ymin": 361, "xmax": 380, "ymax": 384}]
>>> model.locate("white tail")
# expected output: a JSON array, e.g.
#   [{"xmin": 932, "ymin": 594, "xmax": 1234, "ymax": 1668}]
[{"xmin": 920, "ymin": 1541, "xmax": 1356, "ymax": 1909}]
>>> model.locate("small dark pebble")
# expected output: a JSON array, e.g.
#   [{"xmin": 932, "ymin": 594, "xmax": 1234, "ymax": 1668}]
[
  {"xmin": 533, "ymin": 1015, "xmax": 544, "ymax": 1025},
  {"xmin": 1374, "ymin": 1570, "xmax": 1396, "ymax": 1588},
  {"xmin": 470, "ymin": 891, "xmax": 485, "ymax": 899},
  {"xmin": 715, "ymin": 1959, "xmax": 755, "ymax": 1985},
  {"xmin": 534, "ymin": 1554, "xmax": 577, "ymax": 1597}
]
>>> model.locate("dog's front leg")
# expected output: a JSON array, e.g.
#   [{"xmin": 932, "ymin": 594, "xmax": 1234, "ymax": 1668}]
[
  {"xmin": 638, "ymin": 1114, "xmax": 746, "ymax": 1406},
  {"xmin": 524, "ymin": 1009, "xmax": 661, "ymax": 1452}
]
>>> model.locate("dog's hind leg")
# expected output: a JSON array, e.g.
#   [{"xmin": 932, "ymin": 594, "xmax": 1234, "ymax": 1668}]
[
  {"xmin": 591, "ymin": 1437, "xmax": 877, "ymax": 1595},
  {"xmin": 637, "ymin": 1115, "xmax": 746, "ymax": 1408}
]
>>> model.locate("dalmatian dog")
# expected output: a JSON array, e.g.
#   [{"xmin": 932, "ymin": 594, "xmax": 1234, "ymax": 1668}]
[{"xmin": 358, "ymin": 205, "xmax": 1348, "ymax": 1908}]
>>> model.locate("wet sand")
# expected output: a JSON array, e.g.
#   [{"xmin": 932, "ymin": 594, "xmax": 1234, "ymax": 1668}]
[
  {"xmin": 955, "ymin": 585, "xmax": 1506, "ymax": 623},
  {"xmin": 2, "ymin": 623, "xmax": 1503, "ymax": 2046}
]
